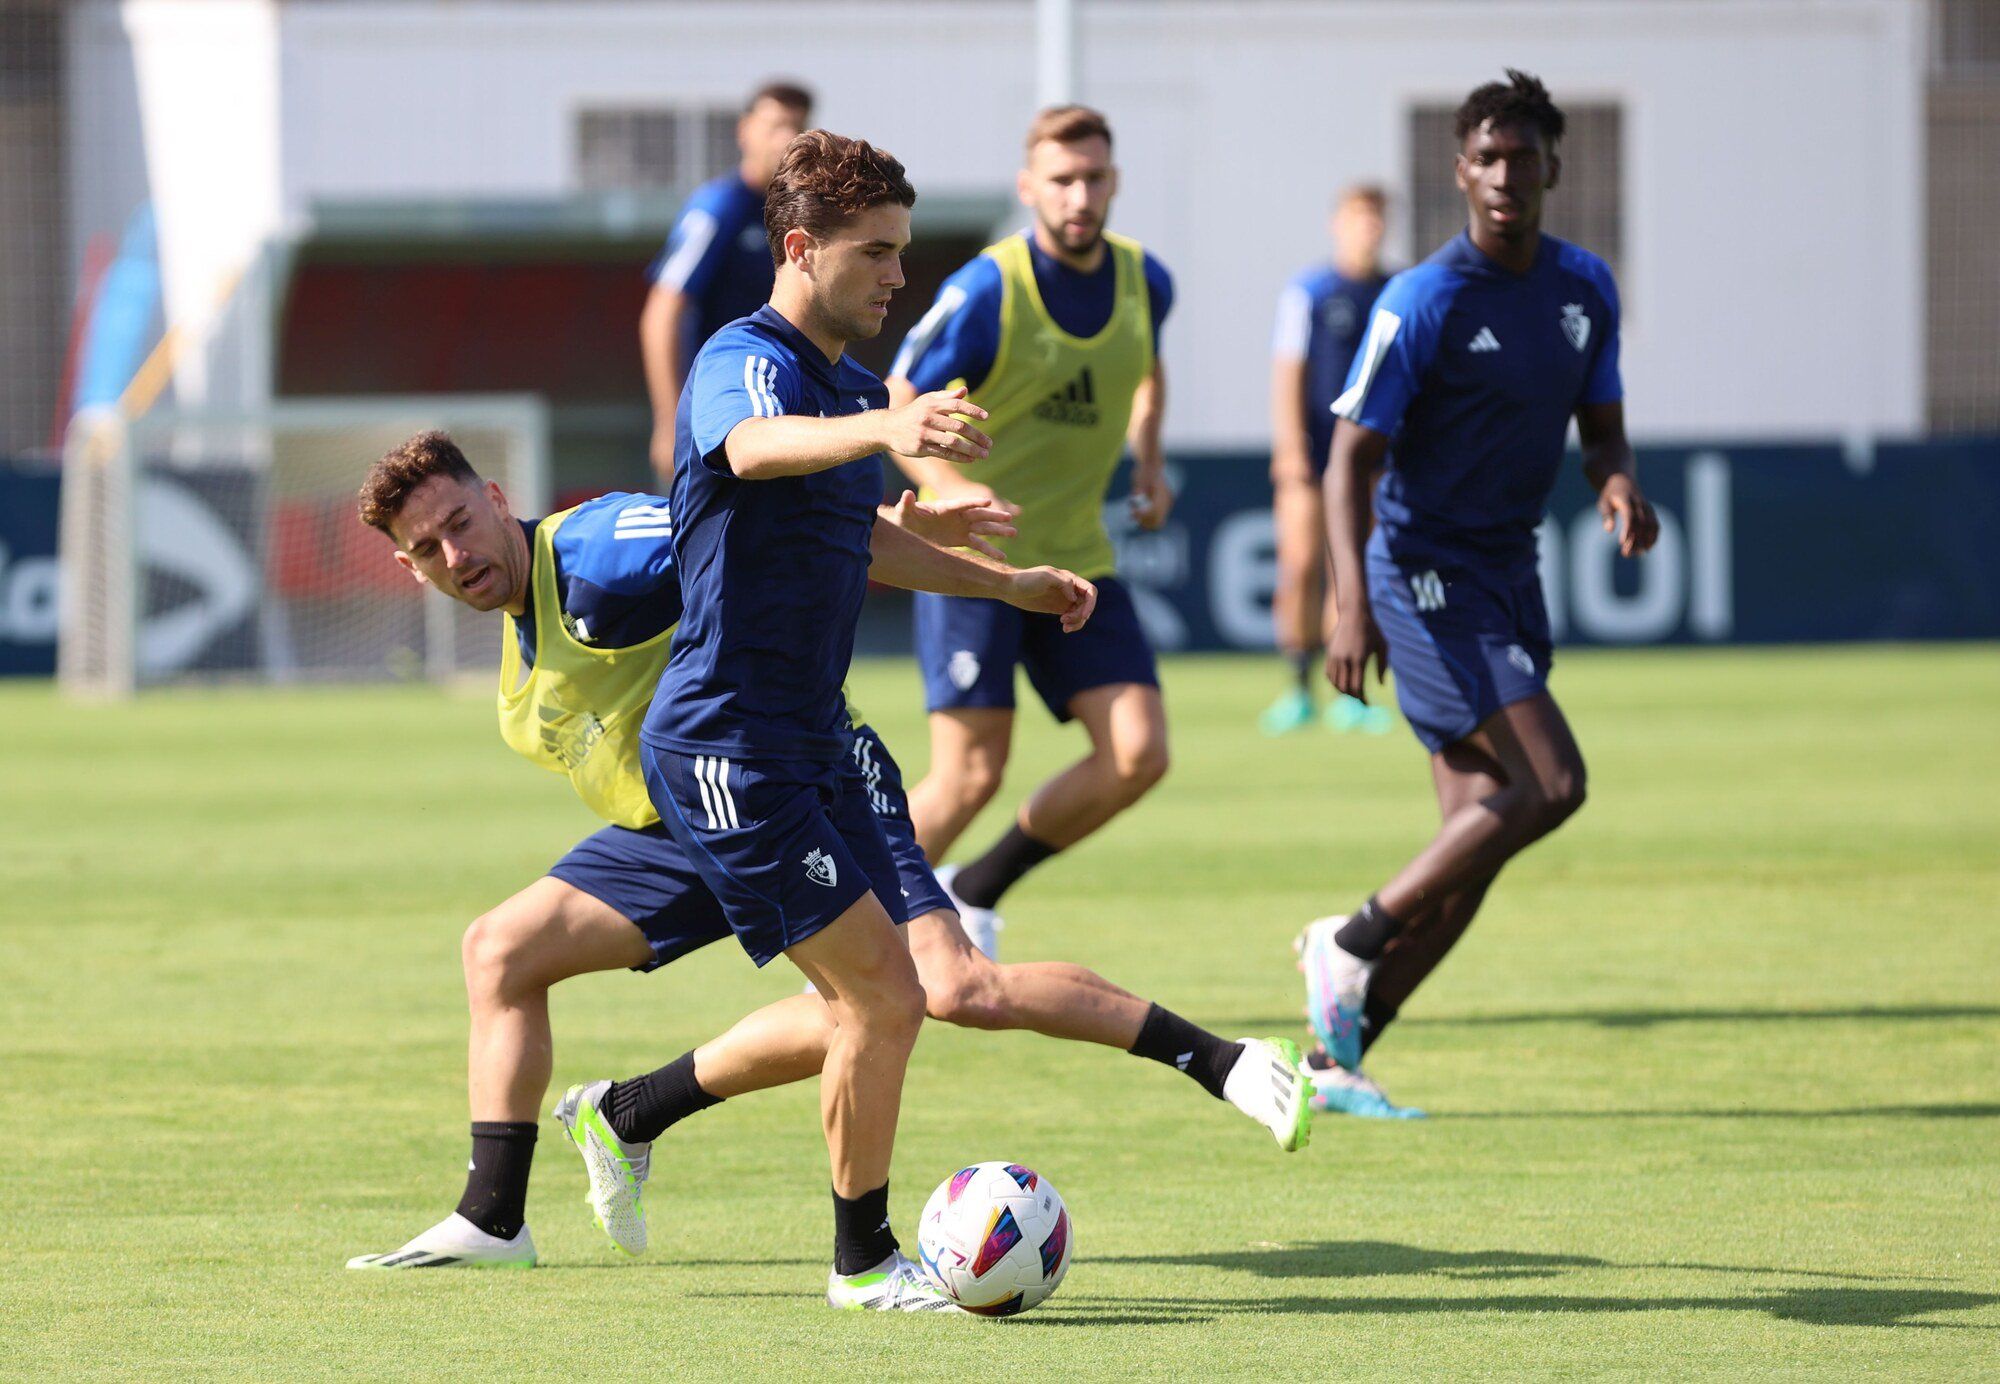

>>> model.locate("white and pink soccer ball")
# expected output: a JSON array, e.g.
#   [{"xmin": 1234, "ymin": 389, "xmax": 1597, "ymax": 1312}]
[{"xmin": 916, "ymin": 1161, "xmax": 1073, "ymax": 1316}]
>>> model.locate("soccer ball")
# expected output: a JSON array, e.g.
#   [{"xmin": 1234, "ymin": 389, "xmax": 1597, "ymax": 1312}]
[{"xmin": 916, "ymin": 1161, "xmax": 1072, "ymax": 1316}]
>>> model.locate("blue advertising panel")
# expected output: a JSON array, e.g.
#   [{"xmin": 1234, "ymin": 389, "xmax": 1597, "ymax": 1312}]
[{"xmin": 0, "ymin": 470, "xmax": 61, "ymax": 676}]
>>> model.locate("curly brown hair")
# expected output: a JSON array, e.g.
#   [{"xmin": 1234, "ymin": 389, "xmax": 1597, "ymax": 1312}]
[
  {"xmin": 357, "ymin": 430, "xmax": 478, "ymax": 536},
  {"xmin": 763, "ymin": 129, "xmax": 915, "ymax": 265}
]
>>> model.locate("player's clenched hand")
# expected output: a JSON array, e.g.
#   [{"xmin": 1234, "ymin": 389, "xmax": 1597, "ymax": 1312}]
[
  {"xmin": 1597, "ymin": 473, "xmax": 1659, "ymax": 558},
  {"xmin": 1128, "ymin": 464, "xmax": 1175, "ymax": 531},
  {"xmin": 883, "ymin": 489, "xmax": 1019, "ymax": 560},
  {"xmin": 1325, "ymin": 609, "xmax": 1386, "ymax": 702},
  {"xmin": 880, "ymin": 386, "xmax": 993, "ymax": 463},
  {"xmin": 1007, "ymin": 566, "xmax": 1097, "ymax": 633}
]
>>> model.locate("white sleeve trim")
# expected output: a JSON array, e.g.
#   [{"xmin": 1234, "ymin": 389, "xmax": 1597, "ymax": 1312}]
[
  {"xmin": 1271, "ymin": 285, "xmax": 1312, "ymax": 361},
  {"xmin": 1331, "ymin": 307, "xmax": 1403, "ymax": 420},
  {"xmin": 659, "ymin": 210, "xmax": 719, "ymax": 290},
  {"xmin": 890, "ymin": 283, "xmax": 968, "ymax": 379}
]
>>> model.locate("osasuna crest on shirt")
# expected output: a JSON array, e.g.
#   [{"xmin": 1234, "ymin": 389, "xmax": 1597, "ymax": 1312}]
[{"xmin": 1560, "ymin": 302, "xmax": 1591, "ymax": 353}]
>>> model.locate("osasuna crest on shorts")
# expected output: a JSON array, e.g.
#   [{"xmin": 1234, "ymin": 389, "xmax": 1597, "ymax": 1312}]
[{"xmin": 803, "ymin": 847, "xmax": 838, "ymax": 888}]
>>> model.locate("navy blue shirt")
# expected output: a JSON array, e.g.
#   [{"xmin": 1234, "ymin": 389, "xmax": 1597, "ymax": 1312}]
[
  {"xmin": 649, "ymin": 173, "xmax": 775, "ymax": 364},
  {"xmin": 512, "ymin": 493, "xmax": 681, "ymax": 667},
  {"xmin": 1336, "ymin": 231, "xmax": 1622, "ymax": 575},
  {"xmin": 1273, "ymin": 263, "xmax": 1389, "ymax": 466},
  {"xmin": 642, "ymin": 306, "xmax": 889, "ymax": 762},
  {"xmin": 891, "ymin": 234, "xmax": 1174, "ymax": 392}
]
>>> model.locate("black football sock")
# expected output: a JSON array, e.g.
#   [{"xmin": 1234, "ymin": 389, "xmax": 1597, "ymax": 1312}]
[
  {"xmin": 455, "ymin": 1121, "xmax": 537, "ymax": 1240},
  {"xmin": 1359, "ymin": 991, "xmax": 1401, "ymax": 1058},
  {"xmin": 832, "ymin": 1182, "xmax": 898, "ymax": 1275},
  {"xmin": 1127, "ymin": 1003, "xmax": 1243, "ymax": 1102},
  {"xmin": 1334, "ymin": 896, "xmax": 1407, "ymax": 962},
  {"xmin": 951, "ymin": 824, "xmax": 1058, "ymax": 910},
  {"xmin": 1288, "ymin": 647, "xmax": 1320, "ymax": 693},
  {"xmin": 603, "ymin": 1050, "xmax": 721, "ymax": 1146}
]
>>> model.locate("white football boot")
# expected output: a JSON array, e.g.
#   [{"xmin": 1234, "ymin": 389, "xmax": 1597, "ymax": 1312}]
[
  {"xmin": 827, "ymin": 1251, "xmax": 958, "ymax": 1312},
  {"xmin": 935, "ymin": 863, "xmax": 1003, "ymax": 960},
  {"xmin": 346, "ymin": 1212, "xmax": 536, "ymax": 1270},
  {"xmin": 1295, "ymin": 915, "xmax": 1374, "ymax": 1071},
  {"xmin": 1222, "ymin": 1037, "xmax": 1313, "ymax": 1152},
  {"xmin": 553, "ymin": 1080, "xmax": 650, "ymax": 1256}
]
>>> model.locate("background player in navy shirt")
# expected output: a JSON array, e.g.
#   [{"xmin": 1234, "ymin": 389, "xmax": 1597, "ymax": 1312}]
[
  {"xmin": 639, "ymin": 81, "xmax": 812, "ymax": 480},
  {"xmin": 1295, "ymin": 71, "xmax": 1660, "ymax": 1119},
  {"xmin": 1264, "ymin": 183, "xmax": 1394, "ymax": 738}
]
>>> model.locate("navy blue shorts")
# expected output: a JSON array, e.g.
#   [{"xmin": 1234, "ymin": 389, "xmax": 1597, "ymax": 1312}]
[
  {"xmin": 845, "ymin": 723, "xmax": 953, "ymax": 921},
  {"xmin": 642, "ymin": 744, "xmax": 907, "ymax": 966},
  {"xmin": 1368, "ymin": 548, "xmax": 1552, "ymax": 754},
  {"xmin": 914, "ymin": 575, "xmax": 1158, "ymax": 722},
  {"xmin": 546, "ymin": 822, "xmax": 731, "ymax": 973}
]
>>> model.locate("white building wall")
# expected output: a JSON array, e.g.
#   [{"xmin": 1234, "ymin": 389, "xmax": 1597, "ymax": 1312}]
[{"xmin": 75, "ymin": 0, "xmax": 1927, "ymax": 443}]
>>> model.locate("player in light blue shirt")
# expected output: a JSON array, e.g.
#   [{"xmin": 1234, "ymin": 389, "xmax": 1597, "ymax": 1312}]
[
  {"xmin": 639, "ymin": 82, "xmax": 812, "ymax": 480},
  {"xmin": 1264, "ymin": 183, "xmax": 1394, "ymax": 737},
  {"xmin": 1295, "ymin": 71, "xmax": 1661, "ymax": 1119}
]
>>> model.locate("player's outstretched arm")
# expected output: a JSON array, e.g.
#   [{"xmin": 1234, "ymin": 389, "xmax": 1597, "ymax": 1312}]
[
  {"xmin": 1576, "ymin": 401, "xmax": 1659, "ymax": 558},
  {"xmin": 868, "ymin": 515, "xmax": 1095, "ymax": 632},
  {"xmin": 722, "ymin": 387, "xmax": 992, "ymax": 481},
  {"xmin": 639, "ymin": 286, "xmax": 691, "ymax": 481},
  {"xmin": 879, "ymin": 489, "xmax": 1017, "ymax": 559},
  {"xmin": 1323, "ymin": 417, "xmax": 1390, "ymax": 701}
]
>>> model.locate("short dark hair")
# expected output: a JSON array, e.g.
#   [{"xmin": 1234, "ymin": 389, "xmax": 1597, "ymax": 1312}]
[
  {"xmin": 1026, "ymin": 104, "xmax": 1112, "ymax": 156},
  {"xmin": 1337, "ymin": 183, "xmax": 1388, "ymax": 212},
  {"xmin": 1454, "ymin": 68, "xmax": 1565, "ymax": 147},
  {"xmin": 747, "ymin": 80, "xmax": 813, "ymax": 120},
  {"xmin": 763, "ymin": 130, "xmax": 916, "ymax": 265},
  {"xmin": 358, "ymin": 430, "xmax": 478, "ymax": 536}
]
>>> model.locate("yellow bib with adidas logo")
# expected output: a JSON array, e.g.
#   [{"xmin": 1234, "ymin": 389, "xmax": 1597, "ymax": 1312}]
[
  {"xmin": 497, "ymin": 510, "xmax": 673, "ymax": 830},
  {"xmin": 936, "ymin": 231, "xmax": 1154, "ymax": 579}
]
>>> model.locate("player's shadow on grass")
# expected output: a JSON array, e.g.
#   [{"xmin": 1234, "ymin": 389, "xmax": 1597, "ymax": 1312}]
[
  {"xmin": 1097, "ymin": 1241, "xmax": 1915, "ymax": 1285},
  {"xmin": 1451, "ymin": 1102, "xmax": 2000, "ymax": 1121},
  {"xmin": 1219, "ymin": 1003, "xmax": 2000, "ymax": 1032},
  {"xmin": 1022, "ymin": 1287, "xmax": 2000, "ymax": 1330}
]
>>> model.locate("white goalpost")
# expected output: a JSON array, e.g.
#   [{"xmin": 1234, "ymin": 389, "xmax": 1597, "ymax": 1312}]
[{"xmin": 57, "ymin": 395, "xmax": 549, "ymax": 698}]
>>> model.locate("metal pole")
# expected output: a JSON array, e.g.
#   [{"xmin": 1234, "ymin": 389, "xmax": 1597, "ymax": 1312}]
[{"xmin": 1036, "ymin": 0, "xmax": 1078, "ymax": 107}]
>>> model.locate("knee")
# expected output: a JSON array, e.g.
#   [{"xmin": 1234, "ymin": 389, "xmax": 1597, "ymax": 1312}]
[
  {"xmin": 1109, "ymin": 735, "xmax": 1169, "ymax": 800},
  {"xmin": 462, "ymin": 911, "xmax": 537, "ymax": 1004},
  {"xmin": 847, "ymin": 959, "xmax": 928, "ymax": 1047},
  {"xmin": 923, "ymin": 954, "xmax": 1011, "ymax": 1031},
  {"xmin": 1521, "ymin": 766, "xmax": 1586, "ymax": 837},
  {"xmin": 943, "ymin": 744, "xmax": 1009, "ymax": 810}
]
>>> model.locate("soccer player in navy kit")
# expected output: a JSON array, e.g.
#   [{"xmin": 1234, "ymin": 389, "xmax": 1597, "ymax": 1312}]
[
  {"xmin": 640, "ymin": 81, "xmax": 812, "ymax": 480},
  {"xmin": 1264, "ymin": 184, "xmax": 1394, "ymax": 738},
  {"xmin": 639, "ymin": 129, "xmax": 1113, "ymax": 1310},
  {"xmin": 1296, "ymin": 71, "xmax": 1660, "ymax": 1118}
]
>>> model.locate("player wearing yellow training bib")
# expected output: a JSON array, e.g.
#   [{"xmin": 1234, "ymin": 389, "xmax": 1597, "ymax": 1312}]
[{"xmin": 886, "ymin": 104, "xmax": 1176, "ymax": 952}]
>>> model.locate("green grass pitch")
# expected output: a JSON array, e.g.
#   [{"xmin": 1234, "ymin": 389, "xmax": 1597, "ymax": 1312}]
[{"xmin": 4, "ymin": 647, "xmax": 1997, "ymax": 1379}]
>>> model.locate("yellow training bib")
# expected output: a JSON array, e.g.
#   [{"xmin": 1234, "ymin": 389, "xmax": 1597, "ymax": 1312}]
[
  {"xmin": 933, "ymin": 231, "xmax": 1153, "ymax": 579},
  {"xmin": 497, "ymin": 510, "xmax": 672, "ymax": 830}
]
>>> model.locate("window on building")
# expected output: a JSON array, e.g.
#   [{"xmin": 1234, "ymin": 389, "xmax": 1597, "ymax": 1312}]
[
  {"xmin": 575, "ymin": 107, "xmax": 737, "ymax": 192},
  {"xmin": 1934, "ymin": 0, "xmax": 2000, "ymax": 75},
  {"xmin": 1407, "ymin": 101, "xmax": 1624, "ymax": 288}
]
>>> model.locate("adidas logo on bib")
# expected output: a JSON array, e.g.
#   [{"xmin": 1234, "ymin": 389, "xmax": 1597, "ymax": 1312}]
[{"xmin": 1033, "ymin": 366, "xmax": 1101, "ymax": 426}]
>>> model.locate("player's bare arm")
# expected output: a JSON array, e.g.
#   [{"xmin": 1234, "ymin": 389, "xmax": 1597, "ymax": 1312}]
[
  {"xmin": 720, "ymin": 386, "xmax": 991, "ymax": 480},
  {"xmin": 1576, "ymin": 400, "xmax": 1658, "ymax": 558},
  {"xmin": 869, "ymin": 514, "xmax": 1095, "ymax": 631},
  {"xmin": 1322, "ymin": 416, "xmax": 1390, "ymax": 700},
  {"xmin": 880, "ymin": 488, "xmax": 1018, "ymax": 559},
  {"xmin": 1126, "ymin": 361, "xmax": 1172, "ymax": 530},
  {"xmin": 639, "ymin": 285, "xmax": 691, "ymax": 480}
]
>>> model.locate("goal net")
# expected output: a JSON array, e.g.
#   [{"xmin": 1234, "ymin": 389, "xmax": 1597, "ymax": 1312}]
[{"xmin": 58, "ymin": 396, "xmax": 548, "ymax": 697}]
